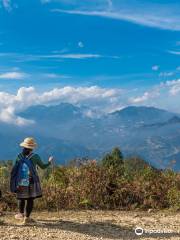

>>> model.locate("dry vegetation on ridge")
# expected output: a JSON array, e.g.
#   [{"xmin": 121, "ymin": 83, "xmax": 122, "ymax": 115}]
[{"xmin": 0, "ymin": 148, "xmax": 180, "ymax": 211}]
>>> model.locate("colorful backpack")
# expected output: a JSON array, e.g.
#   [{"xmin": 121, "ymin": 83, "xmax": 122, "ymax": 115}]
[{"xmin": 10, "ymin": 153, "xmax": 38, "ymax": 193}]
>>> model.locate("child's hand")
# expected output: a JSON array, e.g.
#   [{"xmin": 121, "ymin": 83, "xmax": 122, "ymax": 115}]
[{"xmin": 48, "ymin": 156, "xmax": 54, "ymax": 163}]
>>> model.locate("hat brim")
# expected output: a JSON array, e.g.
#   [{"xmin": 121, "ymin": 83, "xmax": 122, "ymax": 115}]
[{"xmin": 20, "ymin": 142, "xmax": 37, "ymax": 149}]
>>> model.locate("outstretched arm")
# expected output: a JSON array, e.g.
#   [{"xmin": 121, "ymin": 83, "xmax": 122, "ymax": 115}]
[{"xmin": 34, "ymin": 154, "xmax": 51, "ymax": 169}]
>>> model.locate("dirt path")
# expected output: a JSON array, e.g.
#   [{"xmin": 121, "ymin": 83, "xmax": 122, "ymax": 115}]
[{"xmin": 0, "ymin": 210, "xmax": 180, "ymax": 240}]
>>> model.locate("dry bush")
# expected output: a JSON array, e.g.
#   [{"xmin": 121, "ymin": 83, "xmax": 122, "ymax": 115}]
[{"xmin": 0, "ymin": 158, "xmax": 180, "ymax": 211}]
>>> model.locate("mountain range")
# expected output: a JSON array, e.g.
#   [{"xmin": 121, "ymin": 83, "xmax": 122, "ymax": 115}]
[{"xmin": 0, "ymin": 103, "xmax": 180, "ymax": 170}]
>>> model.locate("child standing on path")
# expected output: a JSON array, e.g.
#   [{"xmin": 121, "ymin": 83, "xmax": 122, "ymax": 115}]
[{"xmin": 10, "ymin": 137, "xmax": 53, "ymax": 225}]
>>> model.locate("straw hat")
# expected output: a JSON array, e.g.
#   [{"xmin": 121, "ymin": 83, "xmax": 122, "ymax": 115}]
[{"xmin": 20, "ymin": 137, "xmax": 37, "ymax": 149}]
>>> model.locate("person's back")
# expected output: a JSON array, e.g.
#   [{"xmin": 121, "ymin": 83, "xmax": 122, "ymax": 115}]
[{"xmin": 11, "ymin": 137, "xmax": 53, "ymax": 225}]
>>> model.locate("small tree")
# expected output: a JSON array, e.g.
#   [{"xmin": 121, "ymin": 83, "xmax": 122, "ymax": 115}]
[
  {"xmin": 102, "ymin": 147, "xmax": 124, "ymax": 170},
  {"xmin": 124, "ymin": 157, "xmax": 152, "ymax": 172}
]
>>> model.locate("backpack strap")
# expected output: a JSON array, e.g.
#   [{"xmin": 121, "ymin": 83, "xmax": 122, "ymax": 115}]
[
  {"xmin": 18, "ymin": 152, "xmax": 34, "ymax": 161},
  {"xmin": 27, "ymin": 152, "xmax": 34, "ymax": 160},
  {"xmin": 18, "ymin": 153, "xmax": 24, "ymax": 161}
]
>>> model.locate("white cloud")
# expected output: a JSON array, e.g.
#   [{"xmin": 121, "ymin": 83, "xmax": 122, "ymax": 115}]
[
  {"xmin": 54, "ymin": 53, "xmax": 101, "ymax": 59},
  {"xmin": 0, "ymin": 106, "xmax": 34, "ymax": 126},
  {"xmin": 1, "ymin": 79, "xmax": 180, "ymax": 126},
  {"xmin": 162, "ymin": 79, "xmax": 180, "ymax": 96},
  {"xmin": 0, "ymin": 88, "xmax": 36, "ymax": 126},
  {"xmin": 42, "ymin": 73, "xmax": 71, "ymax": 79},
  {"xmin": 0, "ymin": 52, "xmax": 119, "ymax": 62},
  {"xmin": 129, "ymin": 79, "xmax": 180, "ymax": 107},
  {"xmin": 50, "ymin": 0, "xmax": 180, "ymax": 31},
  {"xmin": 54, "ymin": 9, "xmax": 180, "ymax": 31},
  {"xmin": 31, "ymin": 53, "xmax": 102, "ymax": 60},
  {"xmin": 38, "ymin": 86, "xmax": 123, "ymax": 108},
  {"xmin": 152, "ymin": 65, "xmax": 160, "ymax": 71},
  {"xmin": 129, "ymin": 92, "xmax": 150, "ymax": 104},
  {"xmin": 0, "ymin": 86, "xmax": 125, "ymax": 125},
  {"xmin": 0, "ymin": 71, "xmax": 28, "ymax": 79},
  {"xmin": 169, "ymin": 85, "xmax": 180, "ymax": 96},
  {"xmin": 129, "ymin": 89, "xmax": 160, "ymax": 104},
  {"xmin": 159, "ymin": 72, "xmax": 175, "ymax": 77},
  {"xmin": 168, "ymin": 50, "xmax": 180, "ymax": 55},
  {"xmin": 1, "ymin": 0, "xmax": 12, "ymax": 12},
  {"xmin": 78, "ymin": 41, "xmax": 84, "ymax": 48}
]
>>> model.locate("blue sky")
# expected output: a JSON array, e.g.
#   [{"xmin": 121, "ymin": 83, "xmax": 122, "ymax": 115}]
[{"xmin": 0, "ymin": 0, "xmax": 180, "ymax": 125}]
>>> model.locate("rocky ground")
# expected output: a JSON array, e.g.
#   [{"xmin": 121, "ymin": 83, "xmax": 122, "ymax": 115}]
[{"xmin": 0, "ymin": 210, "xmax": 179, "ymax": 240}]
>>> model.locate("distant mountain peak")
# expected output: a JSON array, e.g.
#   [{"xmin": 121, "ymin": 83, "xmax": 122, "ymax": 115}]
[
  {"xmin": 1, "ymin": 103, "xmax": 180, "ymax": 170},
  {"xmin": 114, "ymin": 105, "xmax": 170, "ymax": 114},
  {"xmin": 167, "ymin": 116, "xmax": 180, "ymax": 124},
  {"xmin": 19, "ymin": 102, "xmax": 83, "ymax": 122},
  {"xmin": 109, "ymin": 105, "xmax": 176, "ymax": 125}
]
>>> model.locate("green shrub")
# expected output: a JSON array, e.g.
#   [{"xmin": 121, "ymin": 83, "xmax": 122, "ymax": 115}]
[{"xmin": 167, "ymin": 187, "xmax": 180, "ymax": 210}]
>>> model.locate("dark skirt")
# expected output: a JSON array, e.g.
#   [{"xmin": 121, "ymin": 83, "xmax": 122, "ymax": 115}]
[{"xmin": 16, "ymin": 182, "xmax": 42, "ymax": 200}]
